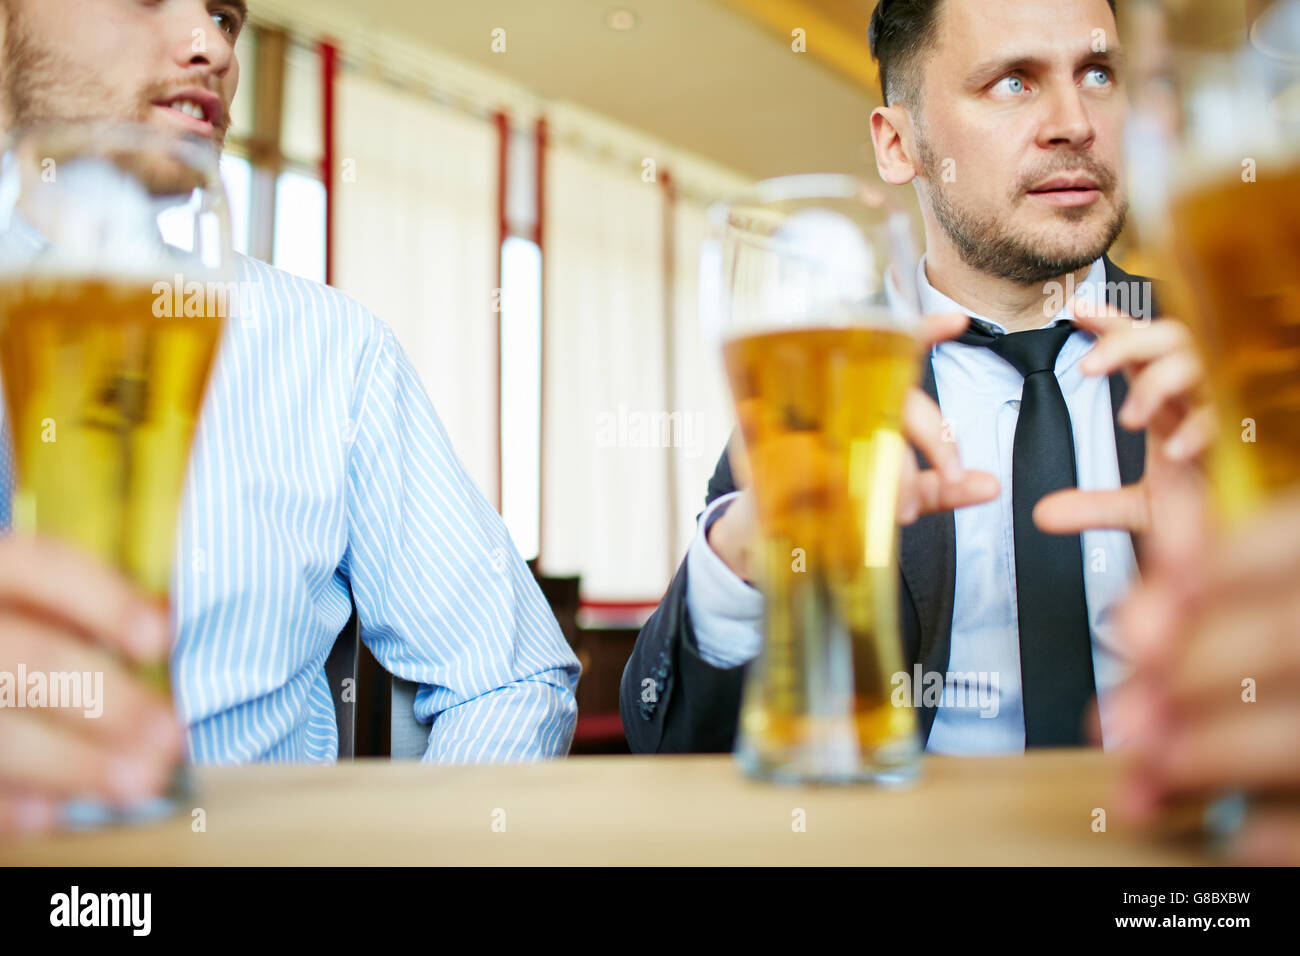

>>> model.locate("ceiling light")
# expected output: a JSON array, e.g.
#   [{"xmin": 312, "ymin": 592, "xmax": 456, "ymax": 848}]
[{"xmin": 607, "ymin": 9, "xmax": 638, "ymax": 31}]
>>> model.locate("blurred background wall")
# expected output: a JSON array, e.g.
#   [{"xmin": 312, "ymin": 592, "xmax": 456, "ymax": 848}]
[{"xmin": 227, "ymin": 0, "xmax": 891, "ymax": 745}]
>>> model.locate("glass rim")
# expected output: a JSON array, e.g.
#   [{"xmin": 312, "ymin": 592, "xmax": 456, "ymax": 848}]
[
  {"xmin": 0, "ymin": 120, "xmax": 235, "ymax": 284},
  {"xmin": 709, "ymin": 173, "xmax": 898, "ymax": 229},
  {"xmin": 1250, "ymin": 0, "xmax": 1300, "ymax": 64}
]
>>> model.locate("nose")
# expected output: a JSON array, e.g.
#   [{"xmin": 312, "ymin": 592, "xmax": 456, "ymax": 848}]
[
  {"xmin": 1035, "ymin": 81, "xmax": 1096, "ymax": 151},
  {"xmin": 169, "ymin": 3, "xmax": 235, "ymax": 78}
]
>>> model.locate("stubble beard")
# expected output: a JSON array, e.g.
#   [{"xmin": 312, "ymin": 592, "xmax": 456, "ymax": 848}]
[
  {"xmin": 916, "ymin": 132, "xmax": 1128, "ymax": 286},
  {"xmin": 1, "ymin": 8, "xmax": 227, "ymax": 148}
]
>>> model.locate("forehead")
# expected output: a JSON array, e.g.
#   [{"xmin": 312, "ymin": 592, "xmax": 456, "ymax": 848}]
[{"xmin": 930, "ymin": 0, "xmax": 1120, "ymax": 70}]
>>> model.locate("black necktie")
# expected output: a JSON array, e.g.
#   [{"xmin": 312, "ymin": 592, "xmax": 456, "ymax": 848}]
[{"xmin": 957, "ymin": 320, "xmax": 1096, "ymax": 746}]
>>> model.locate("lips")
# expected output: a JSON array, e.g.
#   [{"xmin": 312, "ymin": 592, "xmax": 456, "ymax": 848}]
[
  {"xmin": 150, "ymin": 89, "xmax": 224, "ymax": 137},
  {"xmin": 1027, "ymin": 173, "xmax": 1103, "ymax": 208},
  {"xmin": 1030, "ymin": 173, "xmax": 1100, "ymax": 193}
]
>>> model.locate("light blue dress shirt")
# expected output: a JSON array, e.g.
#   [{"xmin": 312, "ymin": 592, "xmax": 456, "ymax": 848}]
[
  {"xmin": 687, "ymin": 256, "xmax": 1136, "ymax": 754},
  {"xmin": 0, "ymin": 251, "xmax": 580, "ymax": 763}
]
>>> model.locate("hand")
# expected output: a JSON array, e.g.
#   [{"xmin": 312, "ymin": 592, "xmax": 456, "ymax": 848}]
[
  {"xmin": 708, "ymin": 312, "xmax": 1000, "ymax": 581},
  {"xmin": 1034, "ymin": 300, "xmax": 1216, "ymax": 552},
  {"xmin": 0, "ymin": 536, "xmax": 184, "ymax": 838},
  {"xmin": 1109, "ymin": 480, "xmax": 1300, "ymax": 864}
]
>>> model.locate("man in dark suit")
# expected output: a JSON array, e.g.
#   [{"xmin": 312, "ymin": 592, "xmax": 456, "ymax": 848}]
[{"xmin": 622, "ymin": 0, "xmax": 1213, "ymax": 754}]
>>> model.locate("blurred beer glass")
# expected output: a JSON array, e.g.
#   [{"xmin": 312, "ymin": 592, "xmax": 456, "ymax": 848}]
[
  {"xmin": 1123, "ymin": 0, "xmax": 1300, "ymax": 522},
  {"xmin": 0, "ymin": 124, "xmax": 231, "ymax": 820},
  {"xmin": 705, "ymin": 175, "xmax": 923, "ymax": 783}
]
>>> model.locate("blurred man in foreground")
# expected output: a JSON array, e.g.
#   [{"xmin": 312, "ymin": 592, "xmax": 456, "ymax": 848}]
[
  {"xmin": 623, "ymin": 0, "xmax": 1213, "ymax": 754},
  {"xmin": 1109, "ymin": 471, "xmax": 1300, "ymax": 865},
  {"xmin": 0, "ymin": 0, "xmax": 579, "ymax": 837}
]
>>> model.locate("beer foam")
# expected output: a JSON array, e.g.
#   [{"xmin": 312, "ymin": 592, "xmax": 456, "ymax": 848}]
[
  {"xmin": 0, "ymin": 157, "xmax": 228, "ymax": 284},
  {"xmin": 727, "ymin": 208, "xmax": 910, "ymax": 337},
  {"xmin": 774, "ymin": 209, "xmax": 878, "ymax": 281}
]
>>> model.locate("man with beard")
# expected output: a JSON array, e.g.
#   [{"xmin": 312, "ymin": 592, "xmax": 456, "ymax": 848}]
[
  {"xmin": 622, "ymin": 0, "xmax": 1214, "ymax": 755},
  {"xmin": 0, "ymin": 0, "xmax": 579, "ymax": 837}
]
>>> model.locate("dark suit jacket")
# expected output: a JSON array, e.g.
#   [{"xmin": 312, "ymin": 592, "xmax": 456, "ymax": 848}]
[{"xmin": 621, "ymin": 257, "xmax": 1161, "ymax": 753}]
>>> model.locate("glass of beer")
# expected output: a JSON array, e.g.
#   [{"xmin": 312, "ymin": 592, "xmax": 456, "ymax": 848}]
[
  {"xmin": 705, "ymin": 175, "xmax": 923, "ymax": 784},
  {"xmin": 1122, "ymin": 0, "xmax": 1300, "ymax": 523},
  {"xmin": 0, "ymin": 124, "xmax": 231, "ymax": 823}
]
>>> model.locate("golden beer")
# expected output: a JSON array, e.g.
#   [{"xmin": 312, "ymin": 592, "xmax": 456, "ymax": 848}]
[
  {"xmin": 1168, "ymin": 162, "xmax": 1300, "ymax": 522},
  {"xmin": 723, "ymin": 323, "xmax": 919, "ymax": 779},
  {"xmin": 0, "ymin": 276, "xmax": 223, "ymax": 692}
]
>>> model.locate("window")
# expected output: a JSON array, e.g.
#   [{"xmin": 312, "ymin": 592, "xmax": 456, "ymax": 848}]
[
  {"xmin": 219, "ymin": 153, "xmax": 252, "ymax": 256},
  {"xmin": 219, "ymin": 28, "xmax": 326, "ymax": 282},
  {"xmin": 272, "ymin": 170, "xmax": 326, "ymax": 284},
  {"xmin": 500, "ymin": 236, "xmax": 542, "ymax": 560}
]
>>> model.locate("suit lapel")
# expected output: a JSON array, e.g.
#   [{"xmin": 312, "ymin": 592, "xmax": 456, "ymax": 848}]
[
  {"xmin": 1102, "ymin": 256, "xmax": 1159, "ymax": 488},
  {"xmin": 899, "ymin": 354, "xmax": 957, "ymax": 743},
  {"xmin": 1107, "ymin": 371, "xmax": 1146, "ymax": 487}
]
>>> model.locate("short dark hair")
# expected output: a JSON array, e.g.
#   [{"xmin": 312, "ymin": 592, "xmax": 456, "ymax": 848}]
[{"xmin": 868, "ymin": 0, "xmax": 1119, "ymax": 107}]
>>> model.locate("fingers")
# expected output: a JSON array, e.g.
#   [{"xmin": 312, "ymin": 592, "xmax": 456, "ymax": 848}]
[
  {"xmin": 1144, "ymin": 700, "xmax": 1300, "ymax": 796},
  {"xmin": 1077, "ymin": 314, "xmax": 1196, "ymax": 379},
  {"xmin": 918, "ymin": 311, "xmax": 970, "ymax": 349},
  {"xmin": 902, "ymin": 389, "xmax": 963, "ymax": 483},
  {"xmin": 1116, "ymin": 351, "xmax": 1206, "ymax": 432},
  {"xmin": 1073, "ymin": 305, "xmax": 1215, "ymax": 479},
  {"xmin": 1142, "ymin": 465, "xmax": 1213, "ymax": 583},
  {"xmin": 899, "ymin": 386, "xmax": 999, "ymax": 519},
  {"xmin": 1034, "ymin": 485, "xmax": 1148, "ymax": 534},
  {"xmin": 1214, "ymin": 491, "xmax": 1300, "ymax": 577},
  {"xmin": 1115, "ymin": 581, "xmax": 1189, "ymax": 672},
  {"xmin": 0, "ymin": 538, "xmax": 182, "ymax": 820},
  {"xmin": 911, "ymin": 469, "xmax": 1000, "ymax": 516},
  {"xmin": 1161, "ymin": 594, "xmax": 1300, "ymax": 715},
  {"xmin": 1162, "ymin": 404, "xmax": 1217, "ymax": 463},
  {"xmin": 898, "ymin": 448, "xmax": 921, "ymax": 525},
  {"xmin": 0, "ymin": 707, "xmax": 173, "ymax": 805},
  {"xmin": 0, "ymin": 792, "xmax": 56, "ymax": 840},
  {"xmin": 0, "ymin": 536, "xmax": 168, "ymax": 664},
  {"xmin": 0, "ymin": 611, "xmax": 183, "ymax": 751},
  {"xmin": 1229, "ymin": 806, "xmax": 1300, "ymax": 865},
  {"xmin": 1070, "ymin": 298, "xmax": 1142, "ymax": 339}
]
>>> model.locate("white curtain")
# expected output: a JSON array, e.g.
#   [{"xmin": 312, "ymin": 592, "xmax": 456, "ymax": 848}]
[
  {"xmin": 541, "ymin": 152, "xmax": 739, "ymax": 603},
  {"xmin": 671, "ymin": 195, "xmax": 736, "ymax": 561},
  {"xmin": 541, "ymin": 148, "xmax": 671, "ymax": 601},
  {"xmin": 331, "ymin": 70, "xmax": 499, "ymax": 500}
]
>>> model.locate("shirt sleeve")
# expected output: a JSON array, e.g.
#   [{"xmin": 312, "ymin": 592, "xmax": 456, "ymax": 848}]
[
  {"xmin": 685, "ymin": 492, "xmax": 765, "ymax": 669},
  {"xmin": 342, "ymin": 318, "xmax": 579, "ymax": 763}
]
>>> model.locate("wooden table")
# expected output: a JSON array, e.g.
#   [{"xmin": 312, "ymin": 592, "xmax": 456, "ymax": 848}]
[{"xmin": 1, "ymin": 753, "xmax": 1212, "ymax": 865}]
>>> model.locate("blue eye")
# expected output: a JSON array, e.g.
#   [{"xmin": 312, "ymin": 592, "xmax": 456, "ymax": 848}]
[
  {"xmin": 1084, "ymin": 67, "xmax": 1112, "ymax": 87},
  {"xmin": 994, "ymin": 75, "xmax": 1026, "ymax": 95},
  {"xmin": 211, "ymin": 7, "xmax": 244, "ymax": 38}
]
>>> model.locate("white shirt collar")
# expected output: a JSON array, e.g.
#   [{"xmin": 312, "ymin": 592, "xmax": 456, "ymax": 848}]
[{"xmin": 916, "ymin": 253, "xmax": 1108, "ymax": 338}]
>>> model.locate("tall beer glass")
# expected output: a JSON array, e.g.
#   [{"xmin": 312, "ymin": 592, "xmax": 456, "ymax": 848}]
[
  {"xmin": 1123, "ymin": 0, "xmax": 1300, "ymax": 523},
  {"xmin": 0, "ymin": 124, "xmax": 231, "ymax": 822},
  {"xmin": 706, "ymin": 175, "xmax": 923, "ymax": 784}
]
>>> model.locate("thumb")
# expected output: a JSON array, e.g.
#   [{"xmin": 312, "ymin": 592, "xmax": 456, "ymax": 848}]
[{"xmin": 1145, "ymin": 464, "xmax": 1211, "ymax": 586}]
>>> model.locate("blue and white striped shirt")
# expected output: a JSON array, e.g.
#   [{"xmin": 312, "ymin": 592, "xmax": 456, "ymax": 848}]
[{"xmin": 0, "ymin": 253, "xmax": 580, "ymax": 763}]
